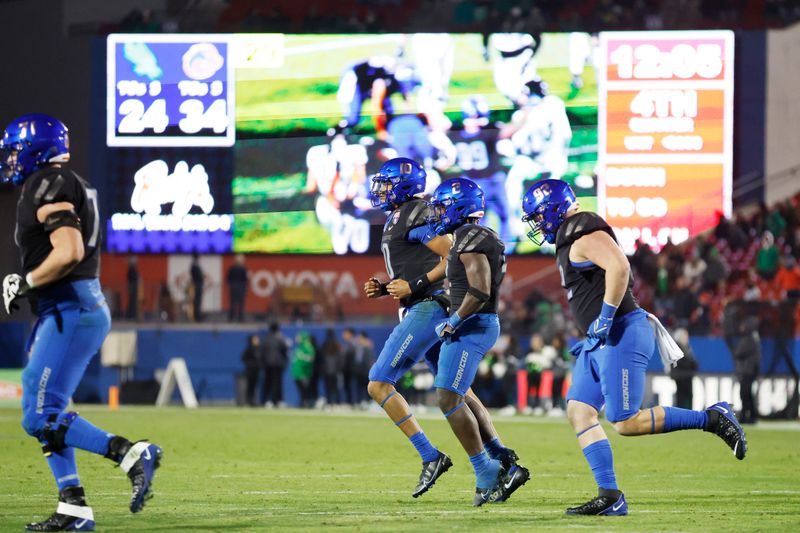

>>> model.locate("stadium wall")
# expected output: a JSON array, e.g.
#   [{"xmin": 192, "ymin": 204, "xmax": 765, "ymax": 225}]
[
  {"xmin": 1, "ymin": 320, "xmax": 797, "ymax": 415},
  {"xmin": 98, "ymin": 253, "xmax": 562, "ymax": 318},
  {"xmin": 765, "ymin": 22, "xmax": 800, "ymax": 204}
]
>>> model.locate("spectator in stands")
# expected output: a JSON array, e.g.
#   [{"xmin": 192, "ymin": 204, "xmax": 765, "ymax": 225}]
[
  {"xmin": 190, "ymin": 253, "xmax": 206, "ymax": 322},
  {"xmin": 227, "ymin": 254, "xmax": 248, "ymax": 322},
  {"xmin": 241, "ymin": 335, "xmax": 262, "ymax": 407},
  {"xmin": 262, "ymin": 322, "xmax": 290, "ymax": 408},
  {"xmin": 775, "ymin": 255, "xmax": 800, "ymax": 299},
  {"xmin": 701, "ymin": 245, "xmax": 728, "ymax": 291},
  {"xmin": 672, "ymin": 275, "xmax": 699, "ymax": 329},
  {"xmin": 655, "ymin": 253, "xmax": 672, "ymax": 314},
  {"xmin": 158, "ymin": 281, "xmax": 175, "ymax": 322},
  {"xmin": 126, "ymin": 255, "xmax": 140, "ymax": 320},
  {"xmin": 756, "ymin": 230, "xmax": 780, "ymax": 280},
  {"xmin": 733, "ymin": 316, "xmax": 761, "ymax": 424},
  {"xmin": 320, "ymin": 328, "xmax": 343, "ymax": 406},
  {"xmin": 632, "ymin": 238, "xmax": 658, "ymax": 284},
  {"xmin": 353, "ymin": 331, "xmax": 375, "ymax": 407},
  {"xmin": 550, "ymin": 333, "xmax": 570, "ymax": 413},
  {"xmin": 670, "ymin": 328, "xmax": 698, "ymax": 409},
  {"xmin": 291, "ymin": 332, "xmax": 317, "ymax": 408},
  {"xmin": 524, "ymin": 333, "xmax": 556, "ymax": 414},
  {"xmin": 340, "ymin": 328, "xmax": 358, "ymax": 406},
  {"xmin": 682, "ymin": 246, "xmax": 707, "ymax": 284}
]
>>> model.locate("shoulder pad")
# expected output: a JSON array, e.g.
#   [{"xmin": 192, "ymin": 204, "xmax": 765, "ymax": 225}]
[
  {"xmin": 26, "ymin": 168, "xmax": 75, "ymax": 209},
  {"xmin": 402, "ymin": 198, "xmax": 431, "ymax": 228},
  {"xmin": 556, "ymin": 211, "xmax": 613, "ymax": 249},
  {"xmin": 455, "ymin": 224, "xmax": 492, "ymax": 254}
]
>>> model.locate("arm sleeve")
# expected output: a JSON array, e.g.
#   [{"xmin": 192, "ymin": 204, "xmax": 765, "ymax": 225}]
[{"xmin": 407, "ymin": 224, "xmax": 438, "ymax": 245}]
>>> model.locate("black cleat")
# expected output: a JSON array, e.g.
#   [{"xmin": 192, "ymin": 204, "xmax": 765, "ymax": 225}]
[
  {"xmin": 412, "ymin": 451, "xmax": 452, "ymax": 498},
  {"xmin": 705, "ymin": 401, "xmax": 747, "ymax": 460},
  {"xmin": 26, "ymin": 487, "xmax": 95, "ymax": 531},
  {"xmin": 566, "ymin": 490, "xmax": 627, "ymax": 516},
  {"xmin": 490, "ymin": 464, "xmax": 530, "ymax": 503},
  {"xmin": 495, "ymin": 447, "xmax": 520, "ymax": 471},
  {"xmin": 120, "ymin": 441, "xmax": 164, "ymax": 512}
]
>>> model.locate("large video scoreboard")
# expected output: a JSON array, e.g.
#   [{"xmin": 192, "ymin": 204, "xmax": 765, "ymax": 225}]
[{"xmin": 598, "ymin": 30, "xmax": 734, "ymax": 253}]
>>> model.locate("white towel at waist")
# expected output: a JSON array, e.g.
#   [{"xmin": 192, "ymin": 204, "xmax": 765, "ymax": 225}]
[{"xmin": 646, "ymin": 312, "xmax": 684, "ymax": 370}]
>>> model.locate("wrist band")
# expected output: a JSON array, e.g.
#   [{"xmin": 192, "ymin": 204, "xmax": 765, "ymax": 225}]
[
  {"xmin": 25, "ymin": 272, "xmax": 36, "ymax": 289},
  {"xmin": 600, "ymin": 301, "xmax": 618, "ymax": 320},
  {"xmin": 448, "ymin": 312, "xmax": 463, "ymax": 328},
  {"xmin": 408, "ymin": 274, "xmax": 431, "ymax": 296}
]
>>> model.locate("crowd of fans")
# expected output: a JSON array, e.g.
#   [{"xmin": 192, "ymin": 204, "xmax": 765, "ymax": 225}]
[
  {"xmin": 94, "ymin": 0, "xmax": 800, "ymax": 37},
  {"xmin": 500, "ymin": 191, "xmax": 800, "ymax": 341},
  {"xmin": 238, "ymin": 324, "xmax": 376, "ymax": 409}
]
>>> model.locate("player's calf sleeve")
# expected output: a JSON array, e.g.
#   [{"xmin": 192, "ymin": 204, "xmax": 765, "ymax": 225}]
[
  {"xmin": 409, "ymin": 431, "xmax": 439, "ymax": 462},
  {"xmin": 662, "ymin": 406, "xmax": 708, "ymax": 433},
  {"xmin": 582, "ymin": 440, "xmax": 618, "ymax": 491},
  {"xmin": 47, "ymin": 446, "xmax": 81, "ymax": 491}
]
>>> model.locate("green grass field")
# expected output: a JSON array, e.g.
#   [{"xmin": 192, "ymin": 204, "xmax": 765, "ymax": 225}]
[{"xmin": 2, "ymin": 407, "xmax": 797, "ymax": 532}]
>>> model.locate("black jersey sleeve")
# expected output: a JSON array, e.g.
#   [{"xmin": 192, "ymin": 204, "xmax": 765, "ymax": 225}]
[
  {"xmin": 26, "ymin": 168, "xmax": 82, "ymax": 210},
  {"xmin": 555, "ymin": 211, "xmax": 615, "ymax": 250}
]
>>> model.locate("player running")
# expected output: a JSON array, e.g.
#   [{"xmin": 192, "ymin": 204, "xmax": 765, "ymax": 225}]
[
  {"xmin": 1, "ymin": 114, "xmax": 163, "ymax": 531},
  {"xmin": 365, "ymin": 158, "xmax": 524, "ymax": 501},
  {"xmin": 520, "ymin": 179, "xmax": 747, "ymax": 516},
  {"xmin": 428, "ymin": 177, "xmax": 530, "ymax": 506}
]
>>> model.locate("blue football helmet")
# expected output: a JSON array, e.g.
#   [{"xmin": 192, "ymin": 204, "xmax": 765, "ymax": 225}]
[
  {"xmin": 0, "ymin": 114, "xmax": 70, "ymax": 185},
  {"xmin": 370, "ymin": 157, "xmax": 426, "ymax": 211},
  {"xmin": 429, "ymin": 178, "xmax": 485, "ymax": 235},
  {"xmin": 521, "ymin": 179, "xmax": 577, "ymax": 245},
  {"xmin": 461, "ymin": 95, "xmax": 490, "ymax": 125}
]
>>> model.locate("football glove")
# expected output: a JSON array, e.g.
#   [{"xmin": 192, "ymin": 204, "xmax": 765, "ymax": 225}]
[
  {"xmin": 3, "ymin": 273, "xmax": 30, "ymax": 315},
  {"xmin": 586, "ymin": 302, "xmax": 617, "ymax": 342},
  {"xmin": 435, "ymin": 312, "xmax": 463, "ymax": 338}
]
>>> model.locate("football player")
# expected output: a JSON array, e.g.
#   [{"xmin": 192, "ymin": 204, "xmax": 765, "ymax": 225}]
[
  {"xmin": 428, "ymin": 177, "xmax": 530, "ymax": 506},
  {"xmin": 1, "ymin": 114, "xmax": 163, "ymax": 531},
  {"xmin": 365, "ymin": 158, "xmax": 522, "ymax": 500},
  {"xmin": 305, "ymin": 135, "xmax": 371, "ymax": 254},
  {"xmin": 486, "ymin": 32, "xmax": 541, "ymax": 106},
  {"xmin": 333, "ymin": 56, "xmax": 416, "ymax": 141},
  {"xmin": 520, "ymin": 179, "xmax": 747, "ymax": 516},
  {"xmin": 500, "ymin": 78, "xmax": 572, "ymax": 245}
]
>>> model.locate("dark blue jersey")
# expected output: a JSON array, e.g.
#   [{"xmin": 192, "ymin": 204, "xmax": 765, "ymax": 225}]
[
  {"xmin": 381, "ymin": 198, "xmax": 443, "ymax": 308},
  {"xmin": 555, "ymin": 211, "xmax": 638, "ymax": 334},
  {"xmin": 447, "ymin": 224, "xmax": 505, "ymax": 314},
  {"xmin": 15, "ymin": 166, "xmax": 101, "ymax": 284}
]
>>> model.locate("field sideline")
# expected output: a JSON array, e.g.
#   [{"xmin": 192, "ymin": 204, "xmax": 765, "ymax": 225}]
[{"xmin": 1, "ymin": 406, "xmax": 798, "ymax": 532}]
